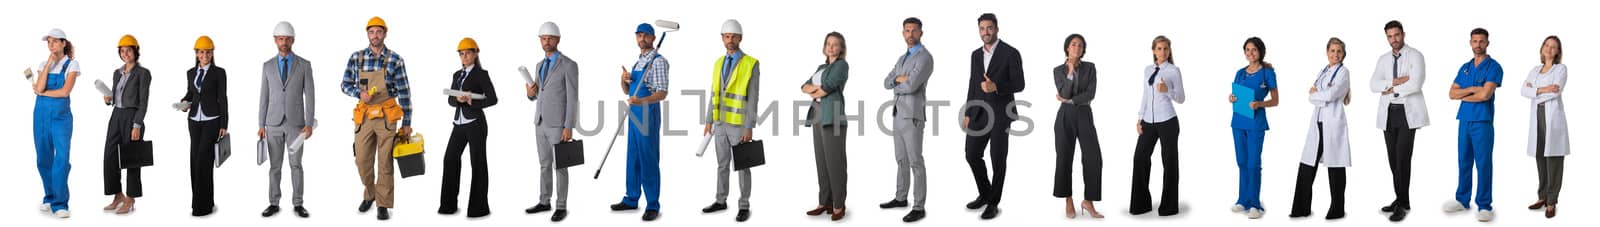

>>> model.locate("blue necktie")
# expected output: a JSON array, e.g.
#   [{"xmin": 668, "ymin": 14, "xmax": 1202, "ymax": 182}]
[
  {"xmin": 538, "ymin": 59, "xmax": 551, "ymax": 85},
  {"xmin": 196, "ymin": 68, "xmax": 206, "ymax": 90},
  {"xmin": 279, "ymin": 57, "xmax": 289, "ymax": 83},
  {"xmin": 1147, "ymin": 67, "xmax": 1160, "ymax": 85}
]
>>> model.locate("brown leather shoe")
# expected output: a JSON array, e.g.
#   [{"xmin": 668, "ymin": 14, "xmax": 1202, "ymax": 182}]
[
  {"xmin": 806, "ymin": 206, "xmax": 830, "ymax": 216},
  {"xmin": 1528, "ymin": 200, "xmax": 1546, "ymax": 210},
  {"xmin": 1545, "ymin": 205, "xmax": 1556, "ymax": 218},
  {"xmin": 830, "ymin": 208, "xmax": 846, "ymax": 221}
]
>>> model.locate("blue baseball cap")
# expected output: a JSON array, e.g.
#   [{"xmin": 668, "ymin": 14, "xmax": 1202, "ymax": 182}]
[{"xmin": 635, "ymin": 23, "xmax": 654, "ymax": 34}]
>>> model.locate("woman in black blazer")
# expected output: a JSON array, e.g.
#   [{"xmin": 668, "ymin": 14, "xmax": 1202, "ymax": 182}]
[
  {"xmin": 438, "ymin": 38, "xmax": 498, "ymax": 218},
  {"xmin": 180, "ymin": 36, "xmax": 228, "ymax": 217}
]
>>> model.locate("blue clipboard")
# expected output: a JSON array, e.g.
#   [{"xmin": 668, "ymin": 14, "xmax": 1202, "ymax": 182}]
[{"xmin": 1232, "ymin": 84, "xmax": 1255, "ymax": 119}]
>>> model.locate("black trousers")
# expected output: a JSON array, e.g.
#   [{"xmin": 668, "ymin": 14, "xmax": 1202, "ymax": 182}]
[
  {"xmin": 1382, "ymin": 104, "xmax": 1414, "ymax": 209},
  {"xmin": 104, "ymin": 108, "xmax": 142, "ymax": 197},
  {"xmin": 440, "ymin": 121, "xmax": 490, "ymax": 214},
  {"xmin": 1053, "ymin": 104, "xmax": 1101, "ymax": 200},
  {"xmin": 965, "ymin": 121, "xmax": 1010, "ymax": 207},
  {"xmin": 1131, "ymin": 117, "xmax": 1180, "ymax": 214},
  {"xmin": 188, "ymin": 119, "xmax": 221, "ymax": 212},
  {"xmin": 1291, "ymin": 123, "xmax": 1346, "ymax": 215}
]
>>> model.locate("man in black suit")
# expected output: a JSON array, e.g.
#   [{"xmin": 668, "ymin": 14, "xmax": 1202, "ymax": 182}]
[{"xmin": 962, "ymin": 13, "xmax": 1024, "ymax": 220}]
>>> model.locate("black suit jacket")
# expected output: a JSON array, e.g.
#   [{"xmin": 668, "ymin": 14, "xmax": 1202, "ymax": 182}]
[
  {"xmin": 446, "ymin": 66, "xmax": 499, "ymax": 121},
  {"xmin": 183, "ymin": 65, "xmax": 228, "ymax": 127},
  {"xmin": 966, "ymin": 40, "xmax": 1025, "ymax": 130}
]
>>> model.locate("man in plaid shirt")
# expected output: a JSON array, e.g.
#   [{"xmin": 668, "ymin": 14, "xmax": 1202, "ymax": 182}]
[{"xmin": 343, "ymin": 16, "xmax": 412, "ymax": 221}]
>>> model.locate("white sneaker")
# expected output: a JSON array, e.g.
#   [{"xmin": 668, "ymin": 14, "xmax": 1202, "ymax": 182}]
[
  {"xmin": 1231, "ymin": 204, "xmax": 1246, "ymax": 213},
  {"xmin": 53, "ymin": 209, "xmax": 70, "ymax": 218},
  {"xmin": 1443, "ymin": 202, "xmax": 1467, "ymax": 213},
  {"xmin": 1475, "ymin": 210, "xmax": 1494, "ymax": 222},
  {"xmin": 1246, "ymin": 208, "xmax": 1264, "ymax": 219},
  {"xmin": 39, "ymin": 204, "xmax": 50, "ymax": 212}
]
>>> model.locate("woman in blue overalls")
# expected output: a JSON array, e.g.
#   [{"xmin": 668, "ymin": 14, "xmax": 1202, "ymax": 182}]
[
  {"xmin": 33, "ymin": 28, "xmax": 80, "ymax": 219},
  {"xmin": 1228, "ymin": 37, "xmax": 1279, "ymax": 219}
]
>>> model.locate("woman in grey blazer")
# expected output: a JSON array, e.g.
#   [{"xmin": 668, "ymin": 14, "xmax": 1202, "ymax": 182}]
[
  {"xmin": 802, "ymin": 32, "xmax": 850, "ymax": 221},
  {"xmin": 102, "ymin": 35, "xmax": 151, "ymax": 214}
]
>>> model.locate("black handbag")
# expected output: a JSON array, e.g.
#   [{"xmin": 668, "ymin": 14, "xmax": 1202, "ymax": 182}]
[
  {"xmin": 119, "ymin": 140, "xmax": 154, "ymax": 169},
  {"xmin": 555, "ymin": 140, "xmax": 585, "ymax": 169},
  {"xmin": 732, "ymin": 140, "xmax": 765, "ymax": 170}
]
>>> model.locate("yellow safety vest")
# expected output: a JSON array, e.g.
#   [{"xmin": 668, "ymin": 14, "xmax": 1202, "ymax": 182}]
[{"xmin": 711, "ymin": 55, "xmax": 757, "ymax": 125}]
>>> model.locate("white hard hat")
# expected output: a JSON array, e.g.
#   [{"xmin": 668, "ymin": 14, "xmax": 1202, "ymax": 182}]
[
  {"xmin": 721, "ymin": 19, "xmax": 742, "ymax": 35},
  {"xmin": 274, "ymin": 21, "xmax": 296, "ymax": 37},
  {"xmin": 42, "ymin": 28, "xmax": 66, "ymax": 41},
  {"xmin": 539, "ymin": 22, "xmax": 560, "ymax": 37}
]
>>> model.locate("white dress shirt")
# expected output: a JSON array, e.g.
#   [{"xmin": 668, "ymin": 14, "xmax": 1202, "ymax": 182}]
[{"xmin": 1139, "ymin": 62, "xmax": 1185, "ymax": 123}]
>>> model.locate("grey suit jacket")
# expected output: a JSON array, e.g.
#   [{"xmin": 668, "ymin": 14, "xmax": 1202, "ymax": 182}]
[
  {"xmin": 884, "ymin": 46, "xmax": 933, "ymax": 121},
  {"xmin": 111, "ymin": 64, "xmax": 153, "ymax": 128},
  {"xmin": 530, "ymin": 53, "xmax": 579, "ymax": 128},
  {"xmin": 259, "ymin": 54, "xmax": 316, "ymax": 128}
]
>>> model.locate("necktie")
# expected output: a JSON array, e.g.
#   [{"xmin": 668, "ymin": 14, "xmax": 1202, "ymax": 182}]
[
  {"xmin": 279, "ymin": 57, "xmax": 289, "ymax": 83},
  {"xmin": 196, "ymin": 68, "xmax": 206, "ymax": 90},
  {"xmin": 1392, "ymin": 53, "xmax": 1400, "ymax": 97},
  {"xmin": 538, "ymin": 59, "xmax": 551, "ymax": 85},
  {"xmin": 1147, "ymin": 66, "xmax": 1160, "ymax": 85},
  {"xmin": 722, "ymin": 56, "xmax": 734, "ymax": 86}
]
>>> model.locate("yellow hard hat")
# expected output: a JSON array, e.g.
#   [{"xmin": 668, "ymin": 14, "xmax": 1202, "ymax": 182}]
[
  {"xmin": 367, "ymin": 16, "xmax": 387, "ymax": 30},
  {"xmin": 117, "ymin": 35, "xmax": 139, "ymax": 47},
  {"xmin": 457, "ymin": 37, "xmax": 478, "ymax": 51},
  {"xmin": 194, "ymin": 36, "xmax": 215, "ymax": 50}
]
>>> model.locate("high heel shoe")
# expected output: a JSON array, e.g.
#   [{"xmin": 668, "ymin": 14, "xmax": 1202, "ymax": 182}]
[
  {"xmin": 1064, "ymin": 198, "xmax": 1077, "ymax": 219},
  {"xmin": 103, "ymin": 195, "xmax": 124, "ymax": 211},
  {"xmin": 116, "ymin": 197, "xmax": 135, "ymax": 214},
  {"xmin": 1081, "ymin": 200, "xmax": 1104, "ymax": 219}
]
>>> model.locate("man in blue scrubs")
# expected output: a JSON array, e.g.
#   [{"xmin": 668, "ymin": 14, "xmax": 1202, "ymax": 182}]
[
  {"xmin": 1445, "ymin": 28, "xmax": 1501, "ymax": 222},
  {"xmin": 611, "ymin": 23, "xmax": 670, "ymax": 222}
]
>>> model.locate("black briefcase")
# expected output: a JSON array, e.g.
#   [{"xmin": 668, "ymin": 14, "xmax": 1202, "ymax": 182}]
[
  {"xmin": 119, "ymin": 140, "xmax": 154, "ymax": 169},
  {"xmin": 555, "ymin": 140, "xmax": 585, "ymax": 169},
  {"xmin": 733, "ymin": 140, "xmax": 765, "ymax": 170}
]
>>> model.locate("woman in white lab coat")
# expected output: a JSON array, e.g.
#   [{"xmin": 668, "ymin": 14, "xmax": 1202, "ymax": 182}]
[
  {"xmin": 1288, "ymin": 38, "xmax": 1351, "ymax": 220},
  {"xmin": 1521, "ymin": 35, "xmax": 1567, "ymax": 219}
]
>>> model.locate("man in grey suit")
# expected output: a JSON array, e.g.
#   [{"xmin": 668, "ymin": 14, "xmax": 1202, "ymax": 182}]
[
  {"xmin": 524, "ymin": 22, "xmax": 579, "ymax": 222},
  {"xmin": 880, "ymin": 17, "xmax": 934, "ymax": 223},
  {"xmin": 259, "ymin": 21, "xmax": 316, "ymax": 218}
]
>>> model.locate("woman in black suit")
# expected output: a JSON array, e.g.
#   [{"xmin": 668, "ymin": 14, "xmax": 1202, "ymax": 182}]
[
  {"xmin": 181, "ymin": 36, "xmax": 228, "ymax": 217},
  {"xmin": 438, "ymin": 38, "xmax": 498, "ymax": 218}
]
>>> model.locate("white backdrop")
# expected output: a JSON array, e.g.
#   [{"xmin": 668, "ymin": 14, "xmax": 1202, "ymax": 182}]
[{"xmin": 0, "ymin": 0, "xmax": 1591, "ymax": 226}]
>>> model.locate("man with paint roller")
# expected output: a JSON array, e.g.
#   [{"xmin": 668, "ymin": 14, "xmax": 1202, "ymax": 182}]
[
  {"xmin": 340, "ymin": 16, "xmax": 413, "ymax": 221},
  {"xmin": 609, "ymin": 21, "xmax": 673, "ymax": 222},
  {"xmin": 698, "ymin": 19, "xmax": 760, "ymax": 222}
]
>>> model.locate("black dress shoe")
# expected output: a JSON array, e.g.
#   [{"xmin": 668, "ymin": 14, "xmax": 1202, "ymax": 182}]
[
  {"xmin": 642, "ymin": 210, "xmax": 660, "ymax": 221},
  {"xmin": 262, "ymin": 205, "xmax": 280, "ymax": 217},
  {"xmin": 701, "ymin": 203, "xmax": 727, "ymax": 213},
  {"xmin": 1380, "ymin": 205, "xmax": 1395, "ymax": 212},
  {"xmin": 377, "ymin": 207, "xmax": 390, "ymax": 220},
  {"xmin": 902, "ymin": 210, "xmax": 926, "ymax": 222},
  {"xmin": 1157, "ymin": 209, "xmax": 1180, "ymax": 216},
  {"xmin": 880, "ymin": 200, "xmax": 908, "ymax": 209},
  {"xmin": 551, "ymin": 209, "xmax": 568, "ymax": 222},
  {"xmin": 438, "ymin": 206, "xmax": 458, "ymax": 215},
  {"xmin": 979, "ymin": 207, "xmax": 1000, "ymax": 220},
  {"xmin": 358, "ymin": 200, "xmax": 375, "ymax": 213},
  {"xmin": 192, "ymin": 206, "xmax": 216, "ymax": 217},
  {"xmin": 1387, "ymin": 207, "xmax": 1407, "ymax": 222},
  {"xmin": 466, "ymin": 210, "xmax": 490, "ymax": 218},
  {"xmin": 735, "ymin": 209, "xmax": 750, "ymax": 222},
  {"xmin": 525, "ymin": 204, "xmax": 551, "ymax": 214},
  {"xmin": 965, "ymin": 198, "xmax": 986, "ymax": 210},
  {"xmin": 610, "ymin": 202, "xmax": 638, "ymax": 211},
  {"xmin": 1288, "ymin": 210, "xmax": 1311, "ymax": 218},
  {"xmin": 293, "ymin": 206, "xmax": 310, "ymax": 218},
  {"xmin": 1130, "ymin": 206, "xmax": 1152, "ymax": 215},
  {"xmin": 1325, "ymin": 208, "xmax": 1346, "ymax": 220}
]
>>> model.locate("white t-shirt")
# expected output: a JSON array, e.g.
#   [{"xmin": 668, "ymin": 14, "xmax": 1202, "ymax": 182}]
[{"xmin": 38, "ymin": 58, "xmax": 81, "ymax": 75}]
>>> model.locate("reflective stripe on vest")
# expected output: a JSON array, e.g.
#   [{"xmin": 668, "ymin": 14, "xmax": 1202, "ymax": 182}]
[{"xmin": 711, "ymin": 55, "xmax": 757, "ymax": 125}]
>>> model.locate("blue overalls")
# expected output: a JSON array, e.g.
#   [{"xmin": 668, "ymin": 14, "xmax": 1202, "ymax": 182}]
[
  {"xmin": 1230, "ymin": 67, "xmax": 1276, "ymax": 211},
  {"xmin": 35, "ymin": 59, "xmax": 74, "ymax": 212},
  {"xmin": 621, "ymin": 54, "xmax": 663, "ymax": 211},
  {"xmin": 1453, "ymin": 57, "xmax": 1502, "ymax": 211}
]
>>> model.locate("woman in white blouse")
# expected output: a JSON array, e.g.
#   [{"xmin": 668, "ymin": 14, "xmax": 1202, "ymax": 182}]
[{"xmin": 1521, "ymin": 35, "xmax": 1567, "ymax": 219}]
